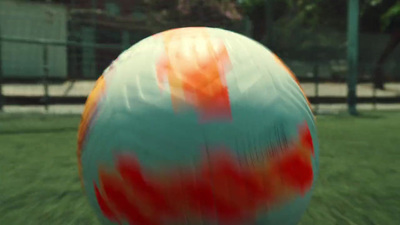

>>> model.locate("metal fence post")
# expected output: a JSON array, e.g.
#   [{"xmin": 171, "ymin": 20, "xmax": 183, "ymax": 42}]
[
  {"xmin": 347, "ymin": 0, "xmax": 359, "ymax": 115},
  {"xmin": 0, "ymin": 34, "xmax": 3, "ymax": 111},
  {"xmin": 0, "ymin": 63, "xmax": 3, "ymax": 112},
  {"xmin": 244, "ymin": 16, "xmax": 252, "ymax": 38},
  {"xmin": 42, "ymin": 43, "xmax": 49, "ymax": 111},
  {"xmin": 122, "ymin": 31, "xmax": 130, "ymax": 50},
  {"xmin": 314, "ymin": 64, "xmax": 320, "ymax": 114},
  {"xmin": 265, "ymin": 0, "xmax": 274, "ymax": 47},
  {"xmin": 372, "ymin": 83, "xmax": 377, "ymax": 110}
]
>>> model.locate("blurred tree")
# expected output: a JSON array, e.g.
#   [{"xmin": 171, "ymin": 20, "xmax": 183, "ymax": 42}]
[
  {"xmin": 9, "ymin": 0, "xmax": 400, "ymax": 52},
  {"xmin": 372, "ymin": 0, "xmax": 400, "ymax": 89},
  {"xmin": 140, "ymin": 0, "xmax": 242, "ymax": 29},
  {"xmin": 238, "ymin": 0, "xmax": 265, "ymax": 41},
  {"xmin": 64, "ymin": 0, "xmax": 243, "ymax": 33}
]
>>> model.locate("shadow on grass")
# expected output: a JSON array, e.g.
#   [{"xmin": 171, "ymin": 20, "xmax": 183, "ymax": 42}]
[
  {"xmin": 355, "ymin": 113, "xmax": 385, "ymax": 119},
  {"xmin": 0, "ymin": 127, "xmax": 77, "ymax": 135},
  {"xmin": 323, "ymin": 111, "xmax": 386, "ymax": 120},
  {"xmin": 0, "ymin": 113, "xmax": 80, "ymax": 122}
]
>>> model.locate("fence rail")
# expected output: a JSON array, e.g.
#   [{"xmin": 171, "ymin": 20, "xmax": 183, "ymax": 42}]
[
  {"xmin": 0, "ymin": 36, "xmax": 124, "ymax": 50},
  {"xmin": 3, "ymin": 96, "xmax": 400, "ymax": 106},
  {"xmin": 1, "ymin": 36, "xmax": 399, "ymax": 112}
]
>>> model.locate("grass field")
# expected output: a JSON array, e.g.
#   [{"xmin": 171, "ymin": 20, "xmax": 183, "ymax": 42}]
[{"xmin": 1, "ymin": 111, "xmax": 399, "ymax": 225}]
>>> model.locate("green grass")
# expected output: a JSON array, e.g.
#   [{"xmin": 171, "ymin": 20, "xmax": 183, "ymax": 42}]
[{"xmin": 0, "ymin": 111, "xmax": 399, "ymax": 225}]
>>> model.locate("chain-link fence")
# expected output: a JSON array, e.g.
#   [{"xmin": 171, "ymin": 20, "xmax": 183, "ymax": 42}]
[{"xmin": 1, "ymin": 0, "xmax": 399, "ymax": 113}]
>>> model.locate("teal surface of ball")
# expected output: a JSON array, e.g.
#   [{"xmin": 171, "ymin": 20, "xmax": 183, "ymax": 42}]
[{"xmin": 77, "ymin": 27, "xmax": 319, "ymax": 225}]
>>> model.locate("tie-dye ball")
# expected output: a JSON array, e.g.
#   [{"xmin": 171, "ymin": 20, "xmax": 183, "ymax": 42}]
[{"xmin": 77, "ymin": 27, "xmax": 319, "ymax": 225}]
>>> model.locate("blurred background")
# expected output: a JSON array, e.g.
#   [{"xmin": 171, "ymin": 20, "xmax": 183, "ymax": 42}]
[
  {"xmin": 0, "ymin": 1, "xmax": 399, "ymax": 225},
  {"xmin": 0, "ymin": 0, "xmax": 399, "ymax": 113}
]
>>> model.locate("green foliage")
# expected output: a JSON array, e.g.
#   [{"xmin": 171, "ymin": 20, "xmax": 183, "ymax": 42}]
[
  {"xmin": 238, "ymin": 0, "xmax": 264, "ymax": 13},
  {"xmin": 363, "ymin": 0, "xmax": 383, "ymax": 6},
  {"xmin": 381, "ymin": 1, "xmax": 400, "ymax": 30}
]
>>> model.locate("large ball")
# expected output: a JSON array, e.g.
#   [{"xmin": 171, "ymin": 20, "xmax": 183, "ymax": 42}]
[{"xmin": 77, "ymin": 27, "xmax": 319, "ymax": 225}]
